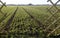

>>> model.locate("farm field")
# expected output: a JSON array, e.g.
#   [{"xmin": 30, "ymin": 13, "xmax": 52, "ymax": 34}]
[{"xmin": 0, "ymin": 6, "xmax": 60, "ymax": 38}]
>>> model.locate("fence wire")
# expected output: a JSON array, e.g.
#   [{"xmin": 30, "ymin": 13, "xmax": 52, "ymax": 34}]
[
  {"xmin": 0, "ymin": 0, "xmax": 7, "ymax": 16},
  {"xmin": 44, "ymin": 0, "xmax": 60, "ymax": 36},
  {"xmin": 0, "ymin": 0, "xmax": 60, "ymax": 38}
]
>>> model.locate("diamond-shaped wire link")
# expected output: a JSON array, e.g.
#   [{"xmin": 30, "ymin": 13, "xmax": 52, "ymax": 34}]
[
  {"xmin": 44, "ymin": 0, "xmax": 60, "ymax": 36},
  {"xmin": 44, "ymin": 0, "xmax": 60, "ymax": 23},
  {"xmin": 0, "ymin": 0, "xmax": 6, "ymax": 16}
]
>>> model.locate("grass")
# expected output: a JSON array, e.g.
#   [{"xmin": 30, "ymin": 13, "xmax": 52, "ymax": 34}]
[{"xmin": 0, "ymin": 6, "xmax": 60, "ymax": 38}]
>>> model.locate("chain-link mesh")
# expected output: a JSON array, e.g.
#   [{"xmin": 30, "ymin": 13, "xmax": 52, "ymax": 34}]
[
  {"xmin": 0, "ymin": 0, "xmax": 60, "ymax": 38},
  {"xmin": 0, "ymin": 0, "xmax": 7, "ymax": 16},
  {"xmin": 44, "ymin": 0, "xmax": 60, "ymax": 36}
]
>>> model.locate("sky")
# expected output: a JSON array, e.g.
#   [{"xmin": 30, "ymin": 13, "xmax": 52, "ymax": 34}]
[{"xmin": 1, "ymin": 0, "xmax": 60, "ymax": 4}]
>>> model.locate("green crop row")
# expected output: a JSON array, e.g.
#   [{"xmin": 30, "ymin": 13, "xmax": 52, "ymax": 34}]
[
  {"xmin": 0, "ymin": 7, "xmax": 17, "ymax": 33},
  {"xmin": 0, "ymin": 6, "xmax": 60, "ymax": 38}
]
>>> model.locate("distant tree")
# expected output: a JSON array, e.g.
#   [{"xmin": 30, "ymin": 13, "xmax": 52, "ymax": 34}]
[{"xmin": 28, "ymin": 3, "xmax": 33, "ymax": 5}]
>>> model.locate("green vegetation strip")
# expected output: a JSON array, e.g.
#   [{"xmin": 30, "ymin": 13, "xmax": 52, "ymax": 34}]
[
  {"xmin": 22, "ymin": 7, "xmax": 45, "ymax": 29},
  {"xmin": 0, "ymin": 7, "xmax": 18, "ymax": 33},
  {"xmin": 0, "ymin": 7, "xmax": 16, "ymax": 23},
  {"xmin": 4, "ymin": 7, "xmax": 18, "ymax": 32}
]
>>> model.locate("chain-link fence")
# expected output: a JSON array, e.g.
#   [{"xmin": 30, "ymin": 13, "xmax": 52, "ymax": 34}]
[
  {"xmin": 0, "ymin": 0, "xmax": 7, "ymax": 16},
  {"xmin": 44, "ymin": 0, "xmax": 60, "ymax": 37},
  {"xmin": 0, "ymin": 0, "xmax": 60, "ymax": 38}
]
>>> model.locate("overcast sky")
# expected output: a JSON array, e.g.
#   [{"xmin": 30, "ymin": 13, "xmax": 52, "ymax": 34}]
[{"xmin": 1, "ymin": 0, "xmax": 60, "ymax": 4}]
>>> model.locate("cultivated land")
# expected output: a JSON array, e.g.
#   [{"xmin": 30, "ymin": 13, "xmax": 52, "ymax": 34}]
[{"xmin": 0, "ymin": 6, "xmax": 60, "ymax": 37}]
